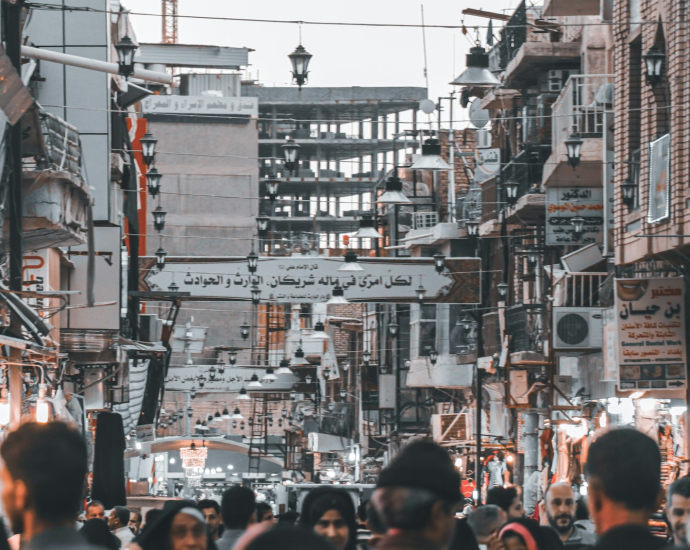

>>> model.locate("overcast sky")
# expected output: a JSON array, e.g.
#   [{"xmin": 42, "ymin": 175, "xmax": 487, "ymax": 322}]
[{"xmin": 128, "ymin": 0, "xmax": 514, "ymax": 105}]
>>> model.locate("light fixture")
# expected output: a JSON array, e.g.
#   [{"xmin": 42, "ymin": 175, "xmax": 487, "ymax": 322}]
[
  {"xmin": 327, "ymin": 285, "xmax": 348, "ymax": 304},
  {"xmin": 305, "ymin": 374, "xmax": 313, "ymax": 384},
  {"xmin": 222, "ymin": 408, "xmax": 231, "ymax": 420},
  {"xmin": 140, "ymin": 132, "xmax": 158, "ymax": 168},
  {"xmin": 460, "ymin": 314, "xmax": 473, "ymax": 332},
  {"xmin": 240, "ymin": 321, "xmax": 251, "ymax": 340},
  {"xmin": 231, "ymin": 407, "xmax": 244, "ymax": 420},
  {"xmin": 433, "ymin": 253, "xmax": 446, "ymax": 273},
  {"xmin": 152, "ymin": 206, "xmax": 167, "ymax": 231},
  {"xmin": 621, "ymin": 179, "xmax": 637, "ymax": 212},
  {"xmin": 168, "ymin": 281, "xmax": 179, "ymax": 293},
  {"xmin": 277, "ymin": 358, "xmax": 293, "ymax": 375},
  {"xmin": 312, "ymin": 321, "xmax": 329, "ymax": 339},
  {"xmin": 504, "ymin": 179, "xmax": 519, "ymax": 204},
  {"xmin": 362, "ymin": 349, "xmax": 371, "ymax": 365},
  {"xmin": 465, "ymin": 218, "xmax": 479, "ymax": 237},
  {"xmin": 449, "ymin": 45, "xmax": 501, "ymax": 87},
  {"xmin": 155, "ymin": 246, "xmax": 167, "ymax": 270},
  {"xmin": 248, "ymin": 373, "xmax": 263, "ymax": 388},
  {"xmin": 340, "ymin": 389, "xmax": 347, "ymax": 399},
  {"xmin": 497, "ymin": 281, "xmax": 508, "ymax": 300},
  {"xmin": 642, "ymin": 45, "xmax": 665, "ymax": 87},
  {"xmin": 199, "ymin": 421, "xmax": 209, "ymax": 432},
  {"xmin": 36, "ymin": 387, "xmax": 49, "ymax": 424},
  {"xmin": 262, "ymin": 367, "xmax": 277, "ymax": 382},
  {"xmin": 288, "ymin": 44, "xmax": 313, "ymax": 89},
  {"xmin": 265, "ymin": 175, "xmax": 281, "ymax": 203},
  {"xmin": 115, "ymin": 35, "xmax": 137, "ymax": 78},
  {"xmin": 571, "ymin": 216, "xmax": 585, "ymax": 238},
  {"xmin": 237, "ymin": 387, "xmax": 251, "ymax": 400},
  {"xmin": 251, "ymin": 282, "xmax": 261, "ymax": 305},
  {"xmin": 339, "ymin": 250, "xmax": 364, "ymax": 272},
  {"xmin": 327, "ymin": 401, "xmax": 335, "ymax": 412},
  {"xmin": 323, "ymin": 366, "xmax": 331, "ymax": 378},
  {"xmin": 353, "ymin": 212, "xmax": 383, "ymax": 239},
  {"xmin": 416, "ymin": 280, "xmax": 427, "ymax": 302},
  {"xmin": 186, "ymin": 406, "xmax": 193, "ymax": 418},
  {"xmin": 526, "ymin": 247, "xmax": 539, "ymax": 267},
  {"xmin": 388, "ymin": 322, "xmax": 399, "ymax": 338},
  {"xmin": 410, "ymin": 137, "xmax": 452, "ymax": 171},
  {"xmin": 213, "ymin": 411, "xmax": 222, "ymax": 422},
  {"xmin": 209, "ymin": 365, "xmax": 217, "ymax": 378},
  {"xmin": 282, "ymin": 407, "xmax": 288, "ymax": 418},
  {"xmin": 281, "ymin": 137, "xmax": 301, "ymax": 175},
  {"xmin": 292, "ymin": 345, "xmax": 309, "ymax": 365},
  {"xmin": 290, "ymin": 390, "xmax": 297, "ymax": 401},
  {"xmin": 247, "ymin": 250, "xmax": 259, "ymax": 273},
  {"xmin": 146, "ymin": 168, "xmax": 162, "ymax": 197},
  {"xmin": 565, "ymin": 133, "xmax": 583, "ymax": 169},
  {"xmin": 377, "ymin": 173, "xmax": 412, "ymax": 204},
  {"xmin": 256, "ymin": 215, "xmax": 270, "ymax": 234},
  {"xmin": 229, "ymin": 349, "xmax": 238, "ymax": 365},
  {"xmin": 429, "ymin": 349, "xmax": 438, "ymax": 365}
]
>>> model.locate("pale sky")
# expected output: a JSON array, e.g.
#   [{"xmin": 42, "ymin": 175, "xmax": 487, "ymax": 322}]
[{"xmin": 128, "ymin": 0, "xmax": 515, "ymax": 104}]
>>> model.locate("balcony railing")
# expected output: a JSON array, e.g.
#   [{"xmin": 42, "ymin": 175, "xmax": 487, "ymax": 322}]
[
  {"xmin": 558, "ymin": 272, "xmax": 608, "ymax": 308},
  {"xmin": 552, "ymin": 74, "xmax": 614, "ymax": 151}
]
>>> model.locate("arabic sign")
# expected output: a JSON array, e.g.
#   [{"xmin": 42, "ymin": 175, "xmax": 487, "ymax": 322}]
[
  {"xmin": 141, "ymin": 95, "xmax": 258, "ymax": 117},
  {"xmin": 164, "ymin": 366, "xmax": 297, "ymax": 392},
  {"xmin": 546, "ymin": 187, "xmax": 604, "ymax": 246},
  {"xmin": 615, "ymin": 278, "xmax": 686, "ymax": 391},
  {"xmin": 474, "ymin": 149, "xmax": 500, "ymax": 183},
  {"xmin": 648, "ymin": 133, "xmax": 670, "ymax": 224},
  {"xmin": 141, "ymin": 256, "xmax": 481, "ymax": 304}
]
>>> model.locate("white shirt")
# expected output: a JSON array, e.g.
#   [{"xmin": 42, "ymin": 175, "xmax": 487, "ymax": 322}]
[{"xmin": 114, "ymin": 526, "xmax": 135, "ymax": 546}]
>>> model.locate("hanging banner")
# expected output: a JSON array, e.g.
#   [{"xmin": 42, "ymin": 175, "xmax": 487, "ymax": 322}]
[
  {"xmin": 473, "ymin": 149, "xmax": 500, "ymax": 183},
  {"xmin": 648, "ymin": 133, "xmax": 671, "ymax": 224},
  {"xmin": 615, "ymin": 277, "xmax": 686, "ymax": 390},
  {"xmin": 546, "ymin": 187, "xmax": 604, "ymax": 246}
]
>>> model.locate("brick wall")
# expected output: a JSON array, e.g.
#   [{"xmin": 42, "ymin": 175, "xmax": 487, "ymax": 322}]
[{"xmin": 438, "ymin": 128, "xmax": 477, "ymax": 222}]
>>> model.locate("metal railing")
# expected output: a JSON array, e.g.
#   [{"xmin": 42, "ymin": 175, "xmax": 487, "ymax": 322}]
[
  {"xmin": 552, "ymin": 74, "xmax": 614, "ymax": 150},
  {"xmin": 560, "ymin": 272, "xmax": 608, "ymax": 308}
]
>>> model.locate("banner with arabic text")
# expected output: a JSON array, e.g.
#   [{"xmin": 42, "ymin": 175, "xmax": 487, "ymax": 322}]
[
  {"xmin": 615, "ymin": 277, "xmax": 686, "ymax": 391},
  {"xmin": 546, "ymin": 187, "xmax": 604, "ymax": 246}
]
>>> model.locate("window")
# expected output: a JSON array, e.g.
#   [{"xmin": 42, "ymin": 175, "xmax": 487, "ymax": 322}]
[{"xmin": 410, "ymin": 304, "xmax": 437, "ymax": 359}]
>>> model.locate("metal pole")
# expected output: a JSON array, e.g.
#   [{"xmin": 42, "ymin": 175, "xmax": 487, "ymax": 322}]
[
  {"xmin": 475, "ymin": 367, "xmax": 483, "ymax": 504},
  {"xmin": 523, "ymin": 412, "xmax": 539, "ymax": 513},
  {"xmin": 185, "ymin": 391, "xmax": 191, "ymax": 435},
  {"xmin": 7, "ymin": 2, "xmax": 25, "ymax": 427}
]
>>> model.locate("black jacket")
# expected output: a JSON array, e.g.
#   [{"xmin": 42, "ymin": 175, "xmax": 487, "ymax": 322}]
[{"xmin": 594, "ymin": 525, "xmax": 667, "ymax": 550}]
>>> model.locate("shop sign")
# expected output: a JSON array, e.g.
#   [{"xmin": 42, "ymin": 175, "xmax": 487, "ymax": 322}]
[
  {"xmin": 648, "ymin": 134, "xmax": 670, "ymax": 224},
  {"xmin": 546, "ymin": 187, "xmax": 604, "ymax": 246},
  {"xmin": 164, "ymin": 365, "xmax": 296, "ymax": 392},
  {"xmin": 136, "ymin": 424, "xmax": 155, "ymax": 443},
  {"xmin": 615, "ymin": 277, "xmax": 686, "ymax": 390},
  {"xmin": 141, "ymin": 95, "xmax": 258, "ymax": 117},
  {"xmin": 474, "ymin": 149, "xmax": 500, "ymax": 183}
]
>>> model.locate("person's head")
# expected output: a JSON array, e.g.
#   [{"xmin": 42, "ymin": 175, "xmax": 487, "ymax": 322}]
[
  {"xmin": 144, "ymin": 508, "xmax": 163, "ymax": 530},
  {"xmin": 278, "ymin": 511, "xmax": 300, "ymax": 525},
  {"xmin": 666, "ymin": 477, "xmax": 690, "ymax": 544},
  {"xmin": 169, "ymin": 507, "xmax": 208, "ymax": 550},
  {"xmin": 129, "ymin": 510, "xmax": 143, "ymax": 534},
  {"xmin": 136, "ymin": 501, "xmax": 207, "ymax": 550},
  {"xmin": 80, "ymin": 518, "xmax": 120, "ymax": 550},
  {"xmin": 466, "ymin": 505, "xmax": 507, "ymax": 544},
  {"xmin": 544, "ymin": 483, "xmax": 576, "ymax": 538},
  {"xmin": 222, "ymin": 486, "xmax": 257, "ymax": 529},
  {"xmin": 500, "ymin": 518, "xmax": 550, "ymax": 550},
  {"xmin": 86, "ymin": 500, "xmax": 106, "ymax": 521},
  {"xmin": 365, "ymin": 501, "xmax": 386, "ymax": 548},
  {"xmin": 245, "ymin": 524, "xmax": 334, "ymax": 550},
  {"xmin": 449, "ymin": 518, "xmax": 480, "ymax": 550},
  {"xmin": 256, "ymin": 503, "xmax": 276, "ymax": 524},
  {"xmin": 300, "ymin": 487, "xmax": 357, "ymax": 550},
  {"xmin": 372, "ymin": 441, "xmax": 461, "ymax": 546},
  {"xmin": 0, "ymin": 422, "xmax": 88, "ymax": 534},
  {"xmin": 109, "ymin": 506, "xmax": 130, "ymax": 531},
  {"xmin": 584, "ymin": 428, "xmax": 661, "ymax": 535},
  {"xmin": 486, "ymin": 487, "xmax": 524, "ymax": 519},
  {"xmin": 198, "ymin": 499, "xmax": 222, "ymax": 537}
]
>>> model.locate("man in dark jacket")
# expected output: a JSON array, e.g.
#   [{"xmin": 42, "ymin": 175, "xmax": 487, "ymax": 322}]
[
  {"xmin": 371, "ymin": 440, "xmax": 461, "ymax": 550},
  {"xmin": 585, "ymin": 428, "xmax": 666, "ymax": 550}
]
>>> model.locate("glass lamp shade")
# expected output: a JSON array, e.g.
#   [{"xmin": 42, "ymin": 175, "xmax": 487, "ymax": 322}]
[
  {"xmin": 565, "ymin": 134, "xmax": 583, "ymax": 168},
  {"xmin": 410, "ymin": 138, "xmax": 452, "ymax": 171},
  {"xmin": 292, "ymin": 347, "xmax": 310, "ymax": 365},
  {"xmin": 327, "ymin": 285, "xmax": 348, "ymax": 304},
  {"xmin": 168, "ymin": 281, "xmax": 179, "ymax": 293},
  {"xmin": 497, "ymin": 281, "xmax": 509, "ymax": 299},
  {"xmin": 146, "ymin": 168, "xmax": 162, "ymax": 197},
  {"xmin": 305, "ymin": 375, "xmax": 313, "ymax": 384},
  {"xmin": 247, "ymin": 250, "xmax": 259, "ymax": 273},
  {"xmin": 449, "ymin": 46, "xmax": 501, "ymax": 87},
  {"xmin": 248, "ymin": 374, "xmax": 263, "ymax": 388},
  {"xmin": 312, "ymin": 321, "xmax": 330, "ymax": 339},
  {"xmin": 222, "ymin": 408, "xmax": 231, "ymax": 420},
  {"xmin": 277, "ymin": 359, "xmax": 293, "ymax": 375},
  {"xmin": 570, "ymin": 216, "xmax": 585, "ymax": 235},
  {"xmin": 187, "ymin": 407, "xmax": 194, "ymax": 418},
  {"xmin": 281, "ymin": 137, "xmax": 301, "ymax": 173},
  {"xmin": 155, "ymin": 247, "xmax": 167, "ymax": 270},
  {"xmin": 465, "ymin": 218, "xmax": 479, "ymax": 237},
  {"xmin": 416, "ymin": 284, "xmax": 427, "ymax": 302},
  {"xmin": 526, "ymin": 248, "xmax": 540, "ymax": 266},
  {"xmin": 231, "ymin": 408, "xmax": 244, "ymax": 420},
  {"xmin": 429, "ymin": 349, "xmax": 439, "ymax": 364},
  {"xmin": 262, "ymin": 368, "xmax": 277, "ymax": 382},
  {"xmin": 433, "ymin": 252, "xmax": 446, "ymax": 273},
  {"xmin": 229, "ymin": 350, "xmax": 238, "ymax": 365},
  {"xmin": 504, "ymin": 179, "xmax": 519, "ymax": 202},
  {"xmin": 251, "ymin": 283, "xmax": 261, "ymax": 305},
  {"xmin": 642, "ymin": 45, "xmax": 665, "ymax": 87},
  {"xmin": 362, "ymin": 349, "xmax": 371, "ymax": 365},
  {"xmin": 237, "ymin": 387, "xmax": 251, "ymax": 400},
  {"xmin": 288, "ymin": 44, "xmax": 313, "ymax": 88},
  {"xmin": 339, "ymin": 250, "xmax": 364, "ymax": 272},
  {"xmin": 140, "ymin": 132, "xmax": 157, "ymax": 167},
  {"xmin": 152, "ymin": 206, "xmax": 167, "ymax": 232},
  {"xmin": 621, "ymin": 179, "xmax": 637, "ymax": 210},
  {"xmin": 115, "ymin": 35, "xmax": 137, "ymax": 77},
  {"xmin": 240, "ymin": 322, "xmax": 251, "ymax": 340},
  {"xmin": 265, "ymin": 176, "xmax": 280, "ymax": 202},
  {"xmin": 353, "ymin": 212, "xmax": 383, "ymax": 239},
  {"xmin": 256, "ymin": 215, "xmax": 270, "ymax": 234},
  {"xmin": 378, "ymin": 174, "xmax": 412, "ymax": 204},
  {"xmin": 388, "ymin": 322, "xmax": 399, "ymax": 338}
]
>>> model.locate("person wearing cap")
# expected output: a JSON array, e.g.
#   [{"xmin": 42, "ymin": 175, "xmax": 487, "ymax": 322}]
[{"xmin": 371, "ymin": 440, "xmax": 462, "ymax": 550}]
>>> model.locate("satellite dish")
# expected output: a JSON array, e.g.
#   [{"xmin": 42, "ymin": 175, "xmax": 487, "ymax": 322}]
[
  {"xmin": 419, "ymin": 99, "xmax": 436, "ymax": 115},
  {"xmin": 469, "ymin": 99, "xmax": 490, "ymax": 129}
]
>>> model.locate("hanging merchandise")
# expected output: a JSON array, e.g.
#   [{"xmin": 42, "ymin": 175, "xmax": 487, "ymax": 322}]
[{"xmin": 91, "ymin": 412, "xmax": 127, "ymax": 509}]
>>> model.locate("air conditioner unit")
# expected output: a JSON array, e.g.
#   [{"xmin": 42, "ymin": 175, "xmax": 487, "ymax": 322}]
[
  {"xmin": 431, "ymin": 413, "xmax": 470, "ymax": 443},
  {"xmin": 476, "ymin": 128, "xmax": 492, "ymax": 149},
  {"xmin": 553, "ymin": 307, "xmax": 604, "ymax": 349}
]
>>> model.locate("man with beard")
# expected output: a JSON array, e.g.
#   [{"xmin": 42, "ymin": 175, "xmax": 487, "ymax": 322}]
[
  {"xmin": 665, "ymin": 478, "xmax": 690, "ymax": 546},
  {"xmin": 0, "ymin": 422, "xmax": 100, "ymax": 550},
  {"xmin": 545, "ymin": 483, "xmax": 596, "ymax": 549}
]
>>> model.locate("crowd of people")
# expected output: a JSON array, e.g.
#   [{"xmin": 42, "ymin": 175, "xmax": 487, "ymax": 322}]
[{"xmin": 0, "ymin": 421, "xmax": 687, "ymax": 550}]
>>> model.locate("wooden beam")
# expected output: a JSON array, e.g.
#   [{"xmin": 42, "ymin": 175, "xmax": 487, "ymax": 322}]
[{"xmin": 462, "ymin": 8, "xmax": 510, "ymax": 22}]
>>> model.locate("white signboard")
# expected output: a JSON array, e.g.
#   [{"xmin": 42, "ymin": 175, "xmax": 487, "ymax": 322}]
[
  {"xmin": 165, "ymin": 366, "xmax": 297, "ymax": 392},
  {"xmin": 136, "ymin": 424, "xmax": 156, "ymax": 443},
  {"xmin": 648, "ymin": 133, "xmax": 670, "ymax": 224},
  {"xmin": 143, "ymin": 257, "xmax": 481, "ymax": 304},
  {"xmin": 615, "ymin": 277, "xmax": 686, "ymax": 391},
  {"xmin": 474, "ymin": 148, "xmax": 500, "ymax": 183},
  {"xmin": 546, "ymin": 187, "xmax": 604, "ymax": 246},
  {"xmin": 141, "ymin": 95, "xmax": 258, "ymax": 117}
]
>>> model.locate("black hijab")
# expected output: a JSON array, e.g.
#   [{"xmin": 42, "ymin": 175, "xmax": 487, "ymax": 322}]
[
  {"xmin": 299, "ymin": 487, "xmax": 358, "ymax": 550},
  {"xmin": 80, "ymin": 519, "xmax": 120, "ymax": 550}
]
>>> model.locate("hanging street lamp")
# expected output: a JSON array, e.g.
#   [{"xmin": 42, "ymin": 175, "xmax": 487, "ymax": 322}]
[
  {"xmin": 256, "ymin": 215, "xmax": 270, "ymax": 235},
  {"xmin": 228, "ymin": 349, "xmax": 238, "ymax": 365},
  {"xmin": 264, "ymin": 175, "xmax": 281, "ymax": 203},
  {"xmin": 410, "ymin": 137, "xmax": 453, "ymax": 171},
  {"xmin": 262, "ymin": 368, "xmax": 277, "ymax": 382},
  {"xmin": 140, "ymin": 132, "xmax": 158, "ymax": 168},
  {"xmin": 377, "ymin": 173, "xmax": 412, "ymax": 204},
  {"xmin": 281, "ymin": 137, "xmax": 301, "ymax": 176},
  {"xmin": 526, "ymin": 247, "xmax": 540, "ymax": 267},
  {"xmin": 115, "ymin": 35, "xmax": 137, "ymax": 78},
  {"xmin": 433, "ymin": 253, "xmax": 446, "ymax": 273},
  {"xmin": 450, "ymin": 45, "xmax": 501, "ymax": 88},
  {"xmin": 292, "ymin": 345, "xmax": 309, "ymax": 365},
  {"xmin": 416, "ymin": 279, "xmax": 427, "ymax": 302},
  {"xmin": 362, "ymin": 349, "xmax": 371, "ymax": 366},
  {"xmin": 168, "ymin": 281, "xmax": 179, "ymax": 293},
  {"xmin": 497, "ymin": 281, "xmax": 508, "ymax": 300},
  {"xmin": 231, "ymin": 407, "xmax": 244, "ymax": 420},
  {"xmin": 247, "ymin": 250, "xmax": 259, "ymax": 273},
  {"xmin": 327, "ymin": 285, "xmax": 348, "ymax": 305},
  {"xmin": 155, "ymin": 246, "xmax": 167, "ymax": 270},
  {"xmin": 465, "ymin": 218, "xmax": 479, "ymax": 238},
  {"xmin": 222, "ymin": 408, "xmax": 231, "ymax": 420},
  {"xmin": 571, "ymin": 216, "xmax": 585, "ymax": 239},
  {"xmin": 152, "ymin": 206, "xmax": 167, "ymax": 232},
  {"xmin": 186, "ymin": 406, "xmax": 194, "ymax": 418},
  {"xmin": 237, "ymin": 387, "xmax": 251, "ymax": 401},
  {"xmin": 312, "ymin": 321, "xmax": 330, "ymax": 340},
  {"xmin": 642, "ymin": 45, "xmax": 665, "ymax": 87},
  {"xmin": 251, "ymin": 282, "xmax": 261, "ymax": 305},
  {"xmin": 240, "ymin": 321, "xmax": 251, "ymax": 340},
  {"xmin": 504, "ymin": 179, "xmax": 519, "ymax": 205},
  {"xmin": 277, "ymin": 359, "xmax": 293, "ymax": 375},
  {"xmin": 621, "ymin": 179, "xmax": 637, "ymax": 212},
  {"xmin": 388, "ymin": 322, "xmax": 399, "ymax": 338},
  {"xmin": 288, "ymin": 44, "xmax": 313, "ymax": 89},
  {"xmin": 565, "ymin": 133, "xmax": 583, "ymax": 169},
  {"xmin": 339, "ymin": 250, "xmax": 364, "ymax": 272},
  {"xmin": 429, "ymin": 349, "xmax": 439, "ymax": 365},
  {"xmin": 248, "ymin": 373, "xmax": 263, "ymax": 388},
  {"xmin": 146, "ymin": 167, "xmax": 162, "ymax": 197},
  {"xmin": 353, "ymin": 212, "xmax": 383, "ymax": 239}
]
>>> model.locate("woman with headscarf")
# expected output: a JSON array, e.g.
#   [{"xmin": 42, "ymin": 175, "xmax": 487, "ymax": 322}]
[
  {"xmin": 134, "ymin": 500, "xmax": 209, "ymax": 550},
  {"xmin": 300, "ymin": 487, "xmax": 358, "ymax": 550},
  {"xmin": 500, "ymin": 517, "xmax": 563, "ymax": 550},
  {"xmin": 80, "ymin": 518, "xmax": 120, "ymax": 550}
]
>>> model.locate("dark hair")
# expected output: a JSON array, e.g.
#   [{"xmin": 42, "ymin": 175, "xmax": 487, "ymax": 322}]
[
  {"xmin": 278, "ymin": 511, "xmax": 300, "ymax": 524},
  {"xmin": 365, "ymin": 501, "xmax": 385, "ymax": 535},
  {"xmin": 501, "ymin": 518, "xmax": 562, "ymax": 550},
  {"xmin": 575, "ymin": 498, "xmax": 589, "ymax": 521},
  {"xmin": 81, "ymin": 519, "xmax": 120, "ymax": 550},
  {"xmin": 145, "ymin": 508, "xmax": 162, "ymax": 527},
  {"xmin": 113, "ymin": 506, "xmax": 130, "ymax": 527},
  {"xmin": 256, "ymin": 502, "xmax": 273, "ymax": 522},
  {"xmin": 246, "ymin": 524, "xmax": 333, "ymax": 550},
  {"xmin": 300, "ymin": 487, "xmax": 357, "ymax": 550},
  {"xmin": 467, "ymin": 505, "xmax": 505, "ymax": 539},
  {"xmin": 668, "ymin": 477, "xmax": 690, "ymax": 504},
  {"xmin": 0, "ymin": 422, "xmax": 87, "ymax": 522},
  {"xmin": 449, "ymin": 517, "xmax": 480, "ymax": 550},
  {"xmin": 372, "ymin": 486, "xmax": 453, "ymax": 532},
  {"xmin": 222, "ymin": 486, "xmax": 256, "ymax": 529},
  {"xmin": 86, "ymin": 500, "xmax": 104, "ymax": 512},
  {"xmin": 357, "ymin": 500, "xmax": 369, "ymax": 522},
  {"xmin": 130, "ymin": 510, "xmax": 142, "ymax": 523},
  {"xmin": 198, "ymin": 499, "xmax": 221, "ymax": 514},
  {"xmin": 486, "ymin": 487, "xmax": 519, "ymax": 513},
  {"xmin": 584, "ymin": 428, "xmax": 661, "ymax": 511}
]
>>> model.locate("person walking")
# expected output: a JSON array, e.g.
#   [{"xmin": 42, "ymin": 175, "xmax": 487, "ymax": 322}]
[
  {"xmin": 584, "ymin": 428, "xmax": 666, "ymax": 550},
  {"xmin": 300, "ymin": 487, "xmax": 358, "ymax": 550},
  {"xmin": 0, "ymin": 422, "xmax": 102, "ymax": 550},
  {"xmin": 543, "ymin": 484, "xmax": 595, "ymax": 549},
  {"xmin": 370, "ymin": 440, "xmax": 462, "ymax": 550},
  {"xmin": 217, "ymin": 487, "xmax": 256, "ymax": 550},
  {"xmin": 110, "ymin": 506, "xmax": 134, "ymax": 547}
]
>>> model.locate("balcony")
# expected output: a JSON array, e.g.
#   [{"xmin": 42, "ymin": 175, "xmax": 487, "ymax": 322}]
[
  {"xmin": 542, "ymin": 75, "xmax": 614, "ymax": 187},
  {"xmin": 8, "ymin": 106, "xmax": 90, "ymax": 251},
  {"xmin": 554, "ymin": 272, "xmax": 608, "ymax": 308},
  {"xmin": 503, "ymin": 147, "xmax": 550, "ymax": 224}
]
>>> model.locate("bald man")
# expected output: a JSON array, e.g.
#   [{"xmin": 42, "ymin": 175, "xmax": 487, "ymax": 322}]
[{"xmin": 545, "ymin": 483, "xmax": 596, "ymax": 549}]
